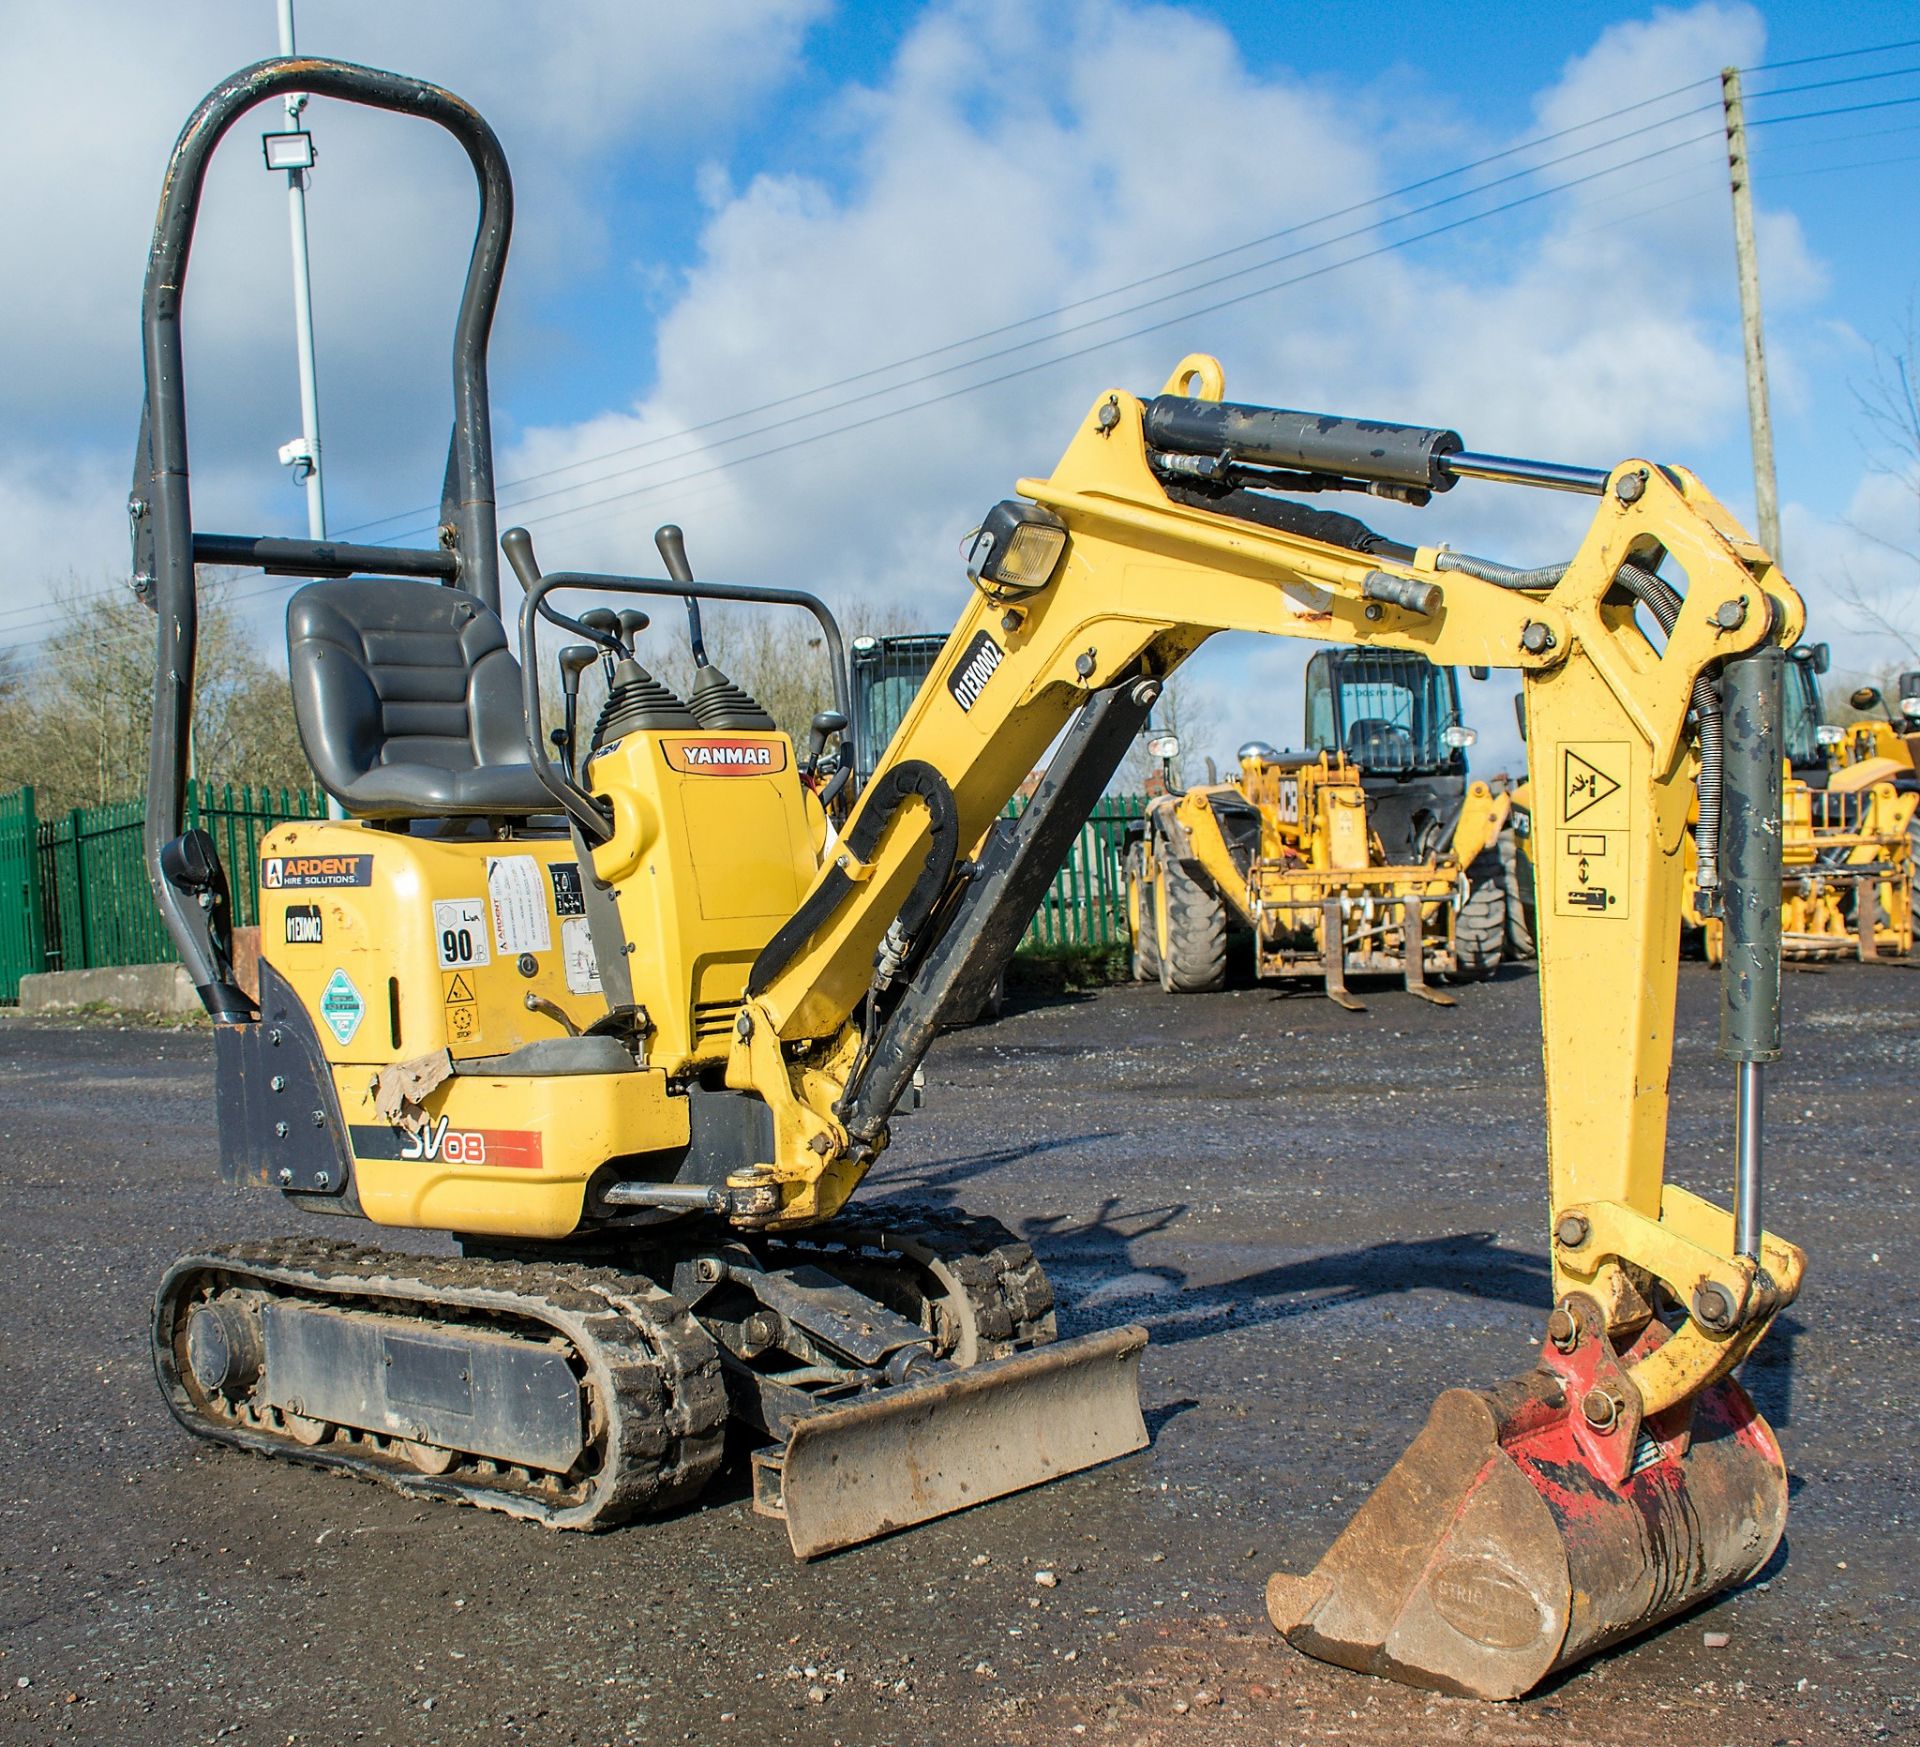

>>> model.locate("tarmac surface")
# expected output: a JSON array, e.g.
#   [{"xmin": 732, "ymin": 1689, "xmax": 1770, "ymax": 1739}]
[{"xmin": 1, "ymin": 958, "xmax": 1915, "ymax": 1746}]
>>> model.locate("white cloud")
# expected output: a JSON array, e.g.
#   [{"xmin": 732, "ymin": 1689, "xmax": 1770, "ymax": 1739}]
[
  {"xmin": 3, "ymin": 0, "xmax": 1851, "ymax": 797},
  {"xmin": 494, "ymin": 0, "xmax": 1793, "ymax": 780},
  {"xmin": 0, "ymin": 0, "xmax": 822, "ymax": 638}
]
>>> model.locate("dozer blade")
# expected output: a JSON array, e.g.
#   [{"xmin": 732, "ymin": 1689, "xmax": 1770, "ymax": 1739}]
[
  {"xmin": 1267, "ymin": 1321, "xmax": 1787, "ymax": 1700},
  {"xmin": 753, "ymin": 1324, "xmax": 1148, "ymax": 1558}
]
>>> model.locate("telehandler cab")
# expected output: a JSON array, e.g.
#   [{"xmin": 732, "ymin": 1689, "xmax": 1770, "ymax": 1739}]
[{"xmin": 138, "ymin": 58, "xmax": 1804, "ymax": 1703}]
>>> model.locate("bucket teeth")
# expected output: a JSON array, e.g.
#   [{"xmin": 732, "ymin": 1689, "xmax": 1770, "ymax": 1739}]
[{"xmin": 1269, "ymin": 1325, "xmax": 1788, "ymax": 1700}]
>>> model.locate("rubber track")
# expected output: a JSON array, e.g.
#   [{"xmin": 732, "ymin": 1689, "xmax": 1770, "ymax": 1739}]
[
  {"xmin": 153, "ymin": 1237, "xmax": 726, "ymax": 1530},
  {"xmin": 762, "ymin": 1199, "xmax": 1058, "ymax": 1366}
]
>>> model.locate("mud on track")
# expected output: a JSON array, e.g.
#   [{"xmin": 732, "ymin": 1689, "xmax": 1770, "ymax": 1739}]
[{"xmin": 0, "ymin": 961, "xmax": 1913, "ymax": 1745}]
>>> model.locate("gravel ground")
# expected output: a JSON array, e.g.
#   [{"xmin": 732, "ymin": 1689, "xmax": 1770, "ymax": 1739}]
[{"xmin": 0, "ymin": 958, "xmax": 1914, "ymax": 1746}]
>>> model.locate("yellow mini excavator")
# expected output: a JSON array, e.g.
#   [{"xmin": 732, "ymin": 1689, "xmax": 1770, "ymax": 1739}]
[{"xmin": 137, "ymin": 58, "xmax": 1806, "ymax": 1704}]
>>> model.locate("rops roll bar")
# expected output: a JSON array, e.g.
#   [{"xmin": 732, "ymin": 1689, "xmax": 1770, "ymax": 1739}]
[{"xmin": 133, "ymin": 58, "xmax": 513, "ymax": 1018}]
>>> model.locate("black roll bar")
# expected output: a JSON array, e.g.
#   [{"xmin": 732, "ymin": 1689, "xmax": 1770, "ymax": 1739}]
[{"xmin": 134, "ymin": 58, "xmax": 513, "ymax": 1015}]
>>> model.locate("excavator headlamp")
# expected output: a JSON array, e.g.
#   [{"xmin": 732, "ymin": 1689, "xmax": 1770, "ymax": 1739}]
[
  {"xmin": 1443, "ymin": 725, "xmax": 1477, "ymax": 749},
  {"xmin": 1816, "ymin": 724, "xmax": 1844, "ymax": 747},
  {"xmin": 966, "ymin": 501, "xmax": 1068, "ymax": 595}
]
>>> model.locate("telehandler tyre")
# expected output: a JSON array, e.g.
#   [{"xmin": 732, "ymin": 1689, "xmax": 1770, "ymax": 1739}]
[
  {"xmin": 1452, "ymin": 848, "xmax": 1508, "ymax": 981},
  {"xmin": 1124, "ymin": 842, "xmax": 1161, "ymax": 983},
  {"xmin": 1156, "ymin": 854, "xmax": 1227, "ymax": 993},
  {"xmin": 1500, "ymin": 830, "xmax": 1535, "ymax": 960}
]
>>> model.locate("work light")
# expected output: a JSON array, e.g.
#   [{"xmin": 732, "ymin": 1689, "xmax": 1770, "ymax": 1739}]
[
  {"xmin": 965, "ymin": 501, "xmax": 1068, "ymax": 595},
  {"xmin": 262, "ymin": 130, "xmax": 316, "ymax": 172}
]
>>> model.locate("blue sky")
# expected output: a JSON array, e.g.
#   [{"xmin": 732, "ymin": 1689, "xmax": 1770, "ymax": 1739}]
[{"xmin": 2, "ymin": 0, "xmax": 1916, "ymax": 774}]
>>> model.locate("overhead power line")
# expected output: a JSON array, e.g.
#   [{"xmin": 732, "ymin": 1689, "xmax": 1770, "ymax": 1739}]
[
  {"xmin": 341, "ymin": 75, "xmax": 1726, "ymax": 540},
  {"xmin": 6, "ymin": 63, "xmax": 1918, "ymax": 653}
]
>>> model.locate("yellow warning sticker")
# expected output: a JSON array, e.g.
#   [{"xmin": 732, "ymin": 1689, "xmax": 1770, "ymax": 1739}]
[
  {"xmin": 443, "ymin": 969, "xmax": 480, "ymax": 1044},
  {"xmin": 1554, "ymin": 742, "xmax": 1630, "ymax": 920}
]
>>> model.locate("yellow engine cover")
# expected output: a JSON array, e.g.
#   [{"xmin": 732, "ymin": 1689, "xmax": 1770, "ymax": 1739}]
[{"xmin": 255, "ymin": 726, "xmax": 821, "ymax": 1239}]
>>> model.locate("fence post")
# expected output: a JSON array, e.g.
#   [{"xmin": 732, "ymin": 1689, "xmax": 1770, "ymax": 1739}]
[{"xmin": 0, "ymin": 787, "xmax": 46, "ymax": 1000}]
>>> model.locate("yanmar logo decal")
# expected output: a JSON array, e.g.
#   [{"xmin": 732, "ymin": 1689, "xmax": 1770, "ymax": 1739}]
[
  {"xmin": 947, "ymin": 629, "xmax": 1003, "ymax": 713},
  {"xmin": 349, "ymin": 1123, "xmax": 543, "ymax": 1170},
  {"xmin": 263, "ymin": 854, "xmax": 373, "ymax": 890},
  {"xmin": 662, "ymin": 737, "xmax": 790, "ymax": 776}
]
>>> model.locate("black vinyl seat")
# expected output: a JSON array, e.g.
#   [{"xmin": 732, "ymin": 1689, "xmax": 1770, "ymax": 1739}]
[{"xmin": 287, "ymin": 580, "xmax": 554, "ymax": 819}]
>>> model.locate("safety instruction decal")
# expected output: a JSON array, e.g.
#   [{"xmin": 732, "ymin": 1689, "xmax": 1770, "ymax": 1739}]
[
  {"xmin": 1554, "ymin": 742, "xmax": 1630, "ymax": 921},
  {"xmin": 549, "ymin": 862, "xmax": 587, "ymax": 917},
  {"xmin": 486, "ymin": 855, "xmax": 552, "ymax": 956},
  {"xmin": 320, "ymin": 968, "xmax": 364, "ymax": 1045},
  {"xmin": 443, "ymin": 970, "xmax": 480, "ymax": 1045},
  {"xmin": 562, "ymin": 916, "xmax": 602, "ymax": 995},
  {"xmin": 434, "ymin": 898, "xmax": 490, "ymax": 970}
]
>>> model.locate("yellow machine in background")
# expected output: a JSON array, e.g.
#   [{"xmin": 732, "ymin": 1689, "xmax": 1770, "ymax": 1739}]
[
  {"xmin": 138, "ymin": 56, "xmax": 1811, "ymax": 1708},
  {"xmin": 1683, "ymin": 641, "xmax": 1916, "ymax": 962},
  {"xmin": 1125, "ymin": 736, "xmax": 1509, "ymax": 1007}
]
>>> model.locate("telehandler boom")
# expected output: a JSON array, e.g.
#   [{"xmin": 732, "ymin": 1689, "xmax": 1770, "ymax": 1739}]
[{"xmin": 138, "ymin": 58, "xmax": 1804, "ymax": 1704}]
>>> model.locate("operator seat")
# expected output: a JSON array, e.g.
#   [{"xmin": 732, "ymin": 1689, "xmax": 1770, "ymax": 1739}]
[
  {"xmin": 1345, "ymin": 718, "xmax": 1414, "ymax": 772},
  {"xmin": 287, "ymin": 579, "xmax": 554, "ymax": 819}
]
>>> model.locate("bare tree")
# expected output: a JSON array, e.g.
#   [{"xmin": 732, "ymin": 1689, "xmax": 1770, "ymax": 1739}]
[
  {"xmin": 0, "ymin": 574, "xmax": 311, "ymax": 816},
  {"xmin": 1836, "ymin": 304, "xmax": 1920, "ymax": 666}
]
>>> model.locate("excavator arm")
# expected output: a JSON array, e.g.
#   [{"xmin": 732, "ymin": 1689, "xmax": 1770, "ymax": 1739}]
[{"xmin": 720, "ymin": 354, "xmax": 1806, "ymax": 1694}]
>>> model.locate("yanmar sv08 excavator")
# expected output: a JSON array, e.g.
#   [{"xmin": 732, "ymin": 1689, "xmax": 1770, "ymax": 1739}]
[{"xmin": 137, "ymin": 59, "xmax": 1805, "ymax": 1703}]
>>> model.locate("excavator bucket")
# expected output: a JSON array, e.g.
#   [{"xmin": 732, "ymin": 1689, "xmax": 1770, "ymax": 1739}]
[
  {"xmin": 1267, "ymin": 1311, "xmax": 1788, "ymax": 1700},
  {"xmin": 751, "ymin": 1325, "xmax": 1149, "ymax": 1558}
]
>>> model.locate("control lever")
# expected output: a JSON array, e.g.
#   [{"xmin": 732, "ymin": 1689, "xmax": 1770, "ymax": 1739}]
[
  {"xmin": 557, "ymin": 644, "xmax": 598, "ymax": 781},
  {"xmin": 618, "ymin": 609, "xmax": 651, "ymax": 650},
  {"xmin": 578, "ymin": 607, "xmax": 625, "ymax": 682},
  {"xmin": 803, "ymin": 710, "xmax": 849, "ymax": 784},
  {"xmin": 654, "ymin": 523, "xmax": 706, "ymax": 665}
]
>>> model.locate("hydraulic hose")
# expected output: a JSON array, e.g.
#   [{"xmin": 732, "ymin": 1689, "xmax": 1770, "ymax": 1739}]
[
  {"xmin": 1432, "ymin": 551, "xmax": 1569, "ymax": 591},
  {"xmin": 1614, "ymin": 562, "xmax": 1724, "ymax": 902}
]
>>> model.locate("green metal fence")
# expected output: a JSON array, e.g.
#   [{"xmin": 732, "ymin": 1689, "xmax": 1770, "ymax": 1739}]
[
  {"xmin": 1, "ymin": 782, "xmax": 327, "ymax": 1000},
  {"xmin": 1012, "ymin": 792, "xmax": 1143, "ymax": 951},
  {"xmin": 0, "ymin": 780, "xmax": 1143, "ymax": 1001}
]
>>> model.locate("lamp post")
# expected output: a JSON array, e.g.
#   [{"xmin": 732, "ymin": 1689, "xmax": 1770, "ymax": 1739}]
[
  {"xmin": 265, "ymin": 0, "xmax": 325, "ymax": 545},
  {"xmin": 265, "ymin": 0, "xmax": 341, "ymax": 815}
]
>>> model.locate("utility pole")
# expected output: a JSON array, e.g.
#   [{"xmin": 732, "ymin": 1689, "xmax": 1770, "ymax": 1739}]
[
  {"xmin": 274, "ymin": 0, "xmax": 326, "ymax": 546},
  {"xmin": 268, "ymin": 0, "xmax": 342, "ymax": 815},
  {"xmin": 1721, "ymin": 65, "xmax": 1781, "ymax": 560}
]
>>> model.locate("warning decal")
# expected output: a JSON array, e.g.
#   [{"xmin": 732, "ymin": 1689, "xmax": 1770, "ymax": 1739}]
[
  {"xmin": 1563, "ymin": 747, "xmax": 1623, "ymax": 823},
  {"xmin": 443, "ymin": 969, "xmax": 480, "ymax": 1046},
  {"xmin": 1553, "ymin": 741, "xmax": 1631, "ymax": 922}
]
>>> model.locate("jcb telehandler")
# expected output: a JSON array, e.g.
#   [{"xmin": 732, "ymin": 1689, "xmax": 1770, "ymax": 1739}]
[
  {"xmin": 1122, "ymin": 649, "xmax": 1509, "ymax": 1006},
  {"xmin": 138, "ymin": 58, "xmax": 1806, "ymax": 1704}
]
